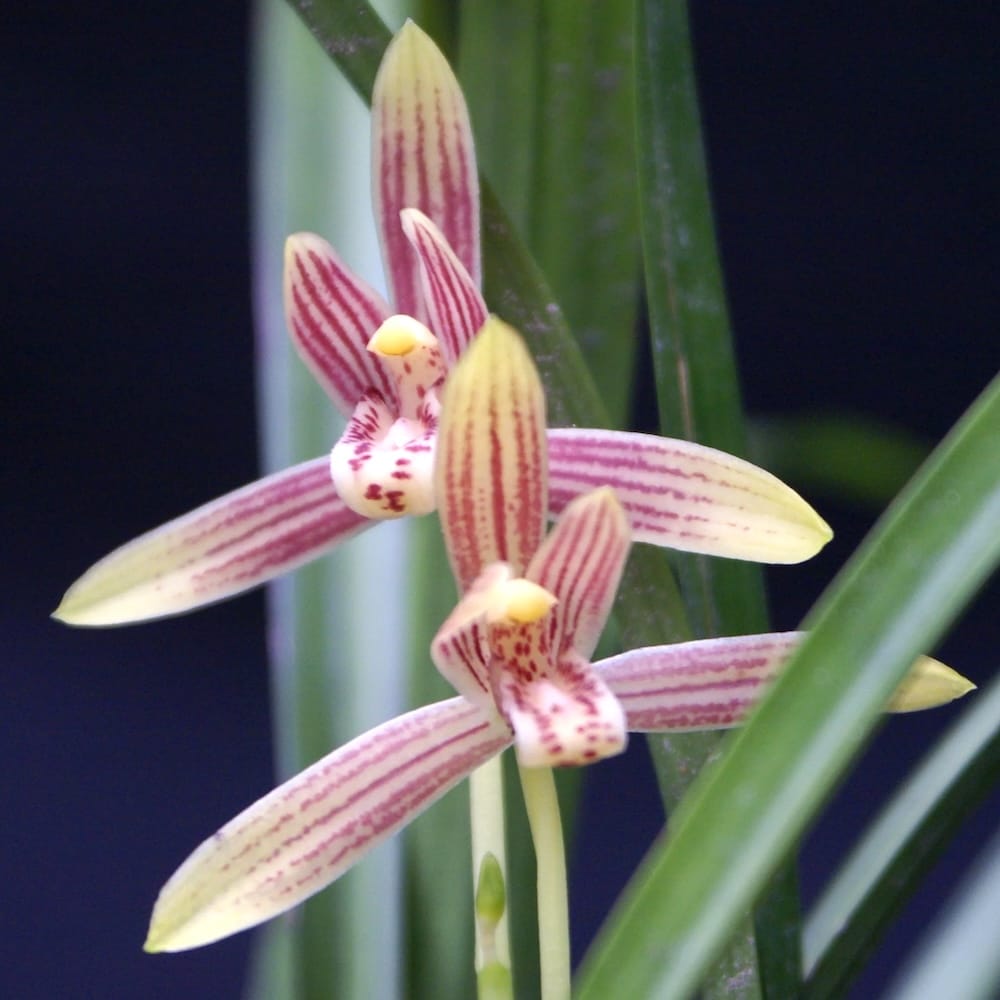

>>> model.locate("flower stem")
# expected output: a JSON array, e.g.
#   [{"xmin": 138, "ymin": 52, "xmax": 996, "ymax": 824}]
[
  {"xmin": 518, "ymin": 764, "xmax": 570, "ymax": 1000},
  {"xmin": 470, "ymin": 756, "xmax": 511, "ymax": 981}
]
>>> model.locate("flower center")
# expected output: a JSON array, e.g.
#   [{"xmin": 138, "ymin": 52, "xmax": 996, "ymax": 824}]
[{"xmin": 329, "ymin": 315, "xmax": 444, "ymax": 519}]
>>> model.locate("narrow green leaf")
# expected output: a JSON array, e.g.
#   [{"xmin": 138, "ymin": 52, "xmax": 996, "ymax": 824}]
[
  {"xmin": 881, "ymin": 822, "xmax": 1000, "ymax": 1000},
  {"xmin": 576, "ymin": 373, "xmax": 1000, "ymax": 999},
  {"xmin": 803, "ymin": 669, "xmax": 1000, "ymax": 999},
  {"xmin": 633, "ymin": 0, "xmax": 775, "ymax": 993},
  {"xmin": 456, "ymin": 1, "xmax": 541, "ymax": 235},
  {"xmin": 462, "ymin": 3, "xmax": 640, "ymax": 426},
  {"xmin": 634, "ymin": 0, "xmax": 765, "ymax": 639},
  {"xmin": 527, "ymin": 3, "xmax": 640, "ymax": 426}
]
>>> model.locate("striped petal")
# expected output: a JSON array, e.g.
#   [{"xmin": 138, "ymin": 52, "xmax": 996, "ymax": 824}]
[
  {"xmin": 547, "ymin": 428, "xmax": 833, "ymax": 563},
  {"xmin": 436, "ymin": 317, "xmax": 548, "ymax": 591},
  {"xmin": 284, "ymin": 233, "xmax": 397, "ymax": 416},
  {"xmin": 145, "ymin": 697, "xmax": 512, "ymax": 952},
  {"xmin": 373, "ymin": 20, "xmax": 480, "ymax": 319},
  {"xmin": 597, "ymin": 632, "xmax": 975, "ymax": 731},
  {"xmin": 401, "ymin": 207, "xmax": 488, "ymax": 366},
  {"xmin": 54, "ymin": 458, "xmax": 369, "ymax": 626},
  {"xmin": 598, "ymin": 632, "xmax": 800, "ymax": 732},
  {"xmin": 527, "ymin": 487, "xmax": 631, "ymax": 661},
  {"xmin": 430, "ymin": 563, "xmax": 508, "ymax": 709}
]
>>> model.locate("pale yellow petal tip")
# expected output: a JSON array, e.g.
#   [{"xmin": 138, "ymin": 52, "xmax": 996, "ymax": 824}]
[
  {"xmin": 51, "ymin": 588, "xmax": 103, "ymax": 627},
  {"xmin": 463, "ymin": 315, "xmax": 533, "ymax": 369},
  {"xmin": 888, "ymin": 656, "xmax": 977, "ymax": 713},
  {"xmin": 377, "ymin": 19, "xmax": 447, "ymax": 94},
  {"xmin": 367, "ymin": 314, "xmax": 436, "ymax": 357},
  {"xmin": 50, "ymin": 582, "xmax": 160, "ymax": 628}
]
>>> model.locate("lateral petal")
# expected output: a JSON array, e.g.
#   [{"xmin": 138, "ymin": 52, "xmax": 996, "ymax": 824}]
[
  {"xmin": 284, "ymin": 233, "xmax": 397, "ymax": 415},
  {"xmin": 526, "ymin": 487, "xmax": 631, "ymax": 661},
  {"xmin": 546, "ymin": 428, "xmax": 833, "ymax": 563},
  {"xmin": 54, "ymin": 458, "xmax": 369, "ymax": 626},
  {"xmin": 598, "ymin": 632, "xmax": 976, "ymax": 730},
  {"xmin": 436, "ymin": 317, "xmax": 548, "ymax": 591},
  {"xmin": 430, "ymin": 563, "xmax": 510, "ymax": 709},
  {"xmin": 401, "ymin": 207, "xmax": 488, "ymax": 366},
  {"xmin": 598, "ymin": 632, "xmax": 799, "ymax": 732},
  {"xmin": 373, "ymin": 20, "xmax": 480, "ymax": 319},
  {"xmin": 145, "ymin": 697, "xmax": 512, "ymax": 952}
]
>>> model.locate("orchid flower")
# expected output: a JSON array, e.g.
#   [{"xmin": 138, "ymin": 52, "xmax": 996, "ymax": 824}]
[
  {"xmin": 144, "ymin": 317, "xmax": 971, "ymax": 953},
  {"xmin": 56, "ymin": 21, "xmax": 831, "ymax": 628}
]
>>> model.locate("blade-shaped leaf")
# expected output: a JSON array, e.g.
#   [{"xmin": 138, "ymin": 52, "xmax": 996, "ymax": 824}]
[
  {"xmin": 803, "ymin": 669, "xmax": 1000, "ymax": 998},
  {"xmin": 881, "ymin": 821, "xmax": 1000, "ymax": 1000},
  {"xmin": 576, "ymin": 373, "xmax": 1000, "ymax": 998}
]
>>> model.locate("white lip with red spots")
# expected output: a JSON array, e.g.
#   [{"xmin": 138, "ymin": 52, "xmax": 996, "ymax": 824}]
[{"xmin": 330, "ymin": 315, "xmax": 444, "ymax": 519}]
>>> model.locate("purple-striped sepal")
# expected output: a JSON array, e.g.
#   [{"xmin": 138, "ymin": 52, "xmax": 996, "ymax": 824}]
[
  {"xmin": 372, "ymin": 20, "xmax": 480, "ymax": 320},
  {"xmin": 547, "ymin": 428, "xmax": 833, "ymax": 564},
  {"xmin": 54, "ymin": 458, "xmax": 370, "ymax": 626},
  {"xmin": 597, "ymin": 631, "xmax": 976, "ymax": 730},
  {"xmin": 144, "ymin": 697, "xmax": 512, "ymax": 952}
]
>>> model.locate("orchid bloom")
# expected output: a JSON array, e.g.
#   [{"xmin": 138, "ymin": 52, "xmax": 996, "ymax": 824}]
[
  {"xmin": 144, "ymin": 317, "xmax": 971, "ymax": 953},
  {"xmin": 56, "ymin": 20, "xmax": 831, "ymax": 628}
]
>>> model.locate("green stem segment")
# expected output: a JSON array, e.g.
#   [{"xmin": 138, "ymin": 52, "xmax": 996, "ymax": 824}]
[
  {"xmin": 518, "ymin": 765, "xmax": 571, "ymax": 1000},
  {"xmin": 470, "ymin": 756, "xmax": 512, "ymax": 978}
]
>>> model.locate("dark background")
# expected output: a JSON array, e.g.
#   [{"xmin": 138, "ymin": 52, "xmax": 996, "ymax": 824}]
[{"xmin": 4, "ymin": 2, "xmax": 997, "ymax": 998}]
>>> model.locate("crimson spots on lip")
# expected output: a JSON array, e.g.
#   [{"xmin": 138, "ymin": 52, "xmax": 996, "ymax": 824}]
[
  {"xmin": 386, "ymin": 490, "xmax": 406, "ymax": 513},
  {"xmin": 365, "ymin": 484, "xmax": 383, "ymax": 500}
]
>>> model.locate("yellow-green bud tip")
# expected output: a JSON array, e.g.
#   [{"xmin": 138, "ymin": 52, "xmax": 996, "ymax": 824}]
[
  {"xmin": 368, "ymin": 314, "xmax": 436, "ymax": 357},
  {"xmin": 888, "ymin": 656, "xmax": 977, "ymax": 713},
  {"xmin": 475, "ymin": 852, "xmax": 507, "ymax": 928}
]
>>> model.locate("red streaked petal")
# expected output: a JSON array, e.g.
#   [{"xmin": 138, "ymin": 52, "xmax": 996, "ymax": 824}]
[
  {"xmin": 144, "ymin": 697, "xmax": 511, "ymax": 952},
  {"xmin": 284, "ymin": 233, "xmax": 397, "ymax": 415},
  {"xmin": 401, "ymin": 208, "xmax": 487, "ymax": 366},
  {"xmin": 526, "ymin": 488, "xmax": 630, "ymax": 661},
  {"xmin": 54, "ymin": 459, "xmax": 370, "ymax": 626},
  {"xmin": 436, "ymin": 317, "xmax": 547, "ymax": 591},
  {"xmin": 598, "ymin": 632, "xmax": 975, "ymax": 730},
  {"xmin": 372, "ymin": 20, "xmax": 480, "ymax": 319},
  {"xmin": 431, "ymin": 563, "xmax": 510, "ymax": 708},
  {"xmin": 597, "ymin": 632, "xmax": 800, "ymax": 732},
  {"xmin": 547, "ymin": 428, "xmax": 833, "ymax": 564}
]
